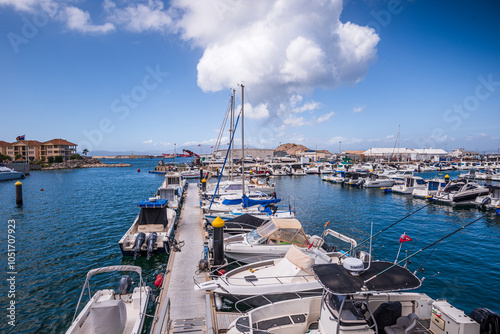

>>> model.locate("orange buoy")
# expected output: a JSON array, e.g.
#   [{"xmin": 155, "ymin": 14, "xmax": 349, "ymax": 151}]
[{"xmin": 40, "ymin": 189, "xmax": 45, "ymax": 191}]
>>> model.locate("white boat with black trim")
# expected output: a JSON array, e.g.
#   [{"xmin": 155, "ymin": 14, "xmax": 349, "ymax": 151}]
[{"xmin": 66, "ymin": 265, "xmax": 151, "ymax": 334}]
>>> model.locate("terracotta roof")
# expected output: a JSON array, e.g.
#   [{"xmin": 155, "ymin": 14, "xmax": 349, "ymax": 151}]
[
  {"xmin": 12, "ymin": 140, "xmax": 42, "ymax": 146},
  {"xmin": 0, "ymin": 141, "xmax": 12, "ymax": 146},
  {"xmin": 43, "ymin": 138, "xmax": 77, "ymax": 146}
]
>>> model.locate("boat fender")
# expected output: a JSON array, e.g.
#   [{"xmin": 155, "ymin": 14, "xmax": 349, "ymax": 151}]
[
  {"xmin": 146, "ymin": 232, "xmax": 158, "ymax": 260},
  {"xmin": 214, "ymin": 294, "xmax": 223, "ymax": 311},
  {"xmin": 154, "ymin": 273, "xmax": 163, "ymax": 288},
  {"xmin": 133, "ymin": 233, "xmax": 146, "ymax": 259},
  {"xmin": 118, "ymin": 275, "xmax": 132, "ymax": 295},
  {"xmin": 137, "ymin": 168, "xmax": 140, "ymax": 172}
]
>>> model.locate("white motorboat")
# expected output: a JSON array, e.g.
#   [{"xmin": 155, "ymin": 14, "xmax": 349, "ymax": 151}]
[
  {"xmin": 360, "ymin": 173, "xmax": 395, "ymax": 188},
  {"xmin": 432, "ymin": 178, "xmax": 489, "ymax": 205},
  {"xmin": 475, "ymin": 185, "xmax": 500, "ymax": 210},
  {"xmin": 412, "ymin": 178, "xmax": 448, "ymax": 199},
  {"xmin": 66, "ymin": 265, "xmax": 151, "ymax": 334},
  {"xmin": 223, "ymin": 218, "xmax": 347, "ymax": 264},
  {"xmin": 0, "ymin": 166, "xmax": 25, "ymax": 181},
  {"xmin": 195, "ymin": 233, "xmax": 362, "ymax": 308},
  {"xmin": 391, "ymin": 176, "xmax": 426, "ymax": 194},
  {"xmin": 180, "ymin": 166, "xmax": 200, "ymax": 178},
  {"xmin": 387, "ymin": 169, "xmax": 414, "ymax": 181},
  {"xmin": 202, "ymin": 193, "xmax": 280, "ymax": 214},
  {"xmin": 118, "ymin": 198, "xmax": 177, "ymax": 259},
  {"xmin": 156, "ymin": 172, "xmax": 186, "ymax": 209},
  {"xmin": 227, "ymin": 260, "xmax": 485, "ymax": 334}
]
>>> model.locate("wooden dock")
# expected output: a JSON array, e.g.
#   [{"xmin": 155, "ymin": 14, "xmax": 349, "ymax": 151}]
[{"xmin": 151, "ymin": 183, "xmax": 212, "ymax": 334}]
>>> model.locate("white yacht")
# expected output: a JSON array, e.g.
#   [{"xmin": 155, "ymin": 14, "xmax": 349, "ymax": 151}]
[
  {"xmin": 432, "ymin": 178, "xmax": 489, "ymax": 205},
  {"xmin": 412, "ymin": 178, "xmax": 448, "ymax": 199},
  {"xmin": 195, "ymin": 241, "xmax": 364, "ymax": 309},
  {"xmin": 391, "ymin": 176, "xmax": 426, "ymax": 194},
  {"xmin": 361, "ymin": 173, "xmax": 395, "ymax": 188},
  {"xmin": 0, "ymin": 166, "xmax": 25, "ymax": 181},
  {"xmin": 475, "ymin": 185, "xmax": 500, "ymax": 210},
  {"xmin": 222, "ymin": 218, "xmax": 344, "ymax": 264},
  {"xmin": 66, "ymin": 265, "xmax": 151, "ymax": 334},
  {"xmin": 156, "ymin": 172, "xmax": 186, "ymax": 209}
]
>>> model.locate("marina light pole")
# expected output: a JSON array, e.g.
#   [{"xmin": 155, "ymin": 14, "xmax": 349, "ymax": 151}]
[{"xmin": 339, "ymin": 141, "xmax": 341, "ymax": 155}]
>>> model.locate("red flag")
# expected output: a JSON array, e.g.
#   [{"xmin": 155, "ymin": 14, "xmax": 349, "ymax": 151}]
[
  {"xmin": 399, "ymin": 233, "xmax": 412, "ymax": 243},
  {"xmin": 198, "ymin": 144, "xmax": 201, "ymax": 147},
  {"xmin": 210, "ymin": 146, "xmax": 213, "ymax": 148}
]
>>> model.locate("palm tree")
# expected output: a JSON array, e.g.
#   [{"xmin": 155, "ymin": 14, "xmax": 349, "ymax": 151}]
[{"xmin": 82, "ymin": 149, "xmax": 88, "ymax": 156}]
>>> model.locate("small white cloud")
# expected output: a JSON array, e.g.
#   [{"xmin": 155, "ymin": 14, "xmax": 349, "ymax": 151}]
[
  {"xmin": 143, "ymin": 139, "xmax": 153, "ymax": 144},
  {"xmin": 368, "ymin": 134, "xmax": 395, "ymax": 142},
  {"xmin": 64, "ymin": 6, "xmax": 115, "ymax": 33},
  {"xmin": 317, "ymin": 111, "xmax": 335, "ymax": 123},
  {"xmin": 284, "ymin": 116, "xmax": 306, "ymax": 127},
  {"xmin": 242, "ymin": 103, "xmax": 269, "ymax": 120},
  {"xmin": 0, "ymin": 0, "xmax": 39, "ymax": 12},
  {"xmin": 353, "ymin": 105, "xmax": 366, "ymax": 113},
  {"xmin": 292, "ymin": 101, "xmax": 321, "ymax": 113},
  {"xmin": 491, "ymin": 135, "xmax": 500, "ymax": 140},
  {"xmin": 104, "ymin": 0, "xmax": 172, "ymax": 32}
]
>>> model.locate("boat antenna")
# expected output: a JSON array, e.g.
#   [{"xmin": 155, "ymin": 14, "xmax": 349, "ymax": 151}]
[
  {"xmin": 340, "ymin": 202, "xmax": 433, "ymax": 259},
  {"xmin": 363, "ymin": 215, "xmax": 486, "ymax": 285}
]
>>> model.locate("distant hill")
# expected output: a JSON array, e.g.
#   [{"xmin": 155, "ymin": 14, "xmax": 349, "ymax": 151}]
[
  {"xmin": 274, "ymin": 143, "xmax": 333, "ymax": 156},
  {"xmin": 274, "ymin": 143, "xmax": 310, "ymax": 156}
]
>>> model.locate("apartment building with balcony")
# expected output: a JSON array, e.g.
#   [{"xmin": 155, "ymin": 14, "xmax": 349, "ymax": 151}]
[{"xmin": 0, "ymin": 138, "xmax": 77, "ymax": 162}]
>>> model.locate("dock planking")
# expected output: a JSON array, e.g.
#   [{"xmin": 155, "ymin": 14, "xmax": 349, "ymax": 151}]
[{"xmin": 151, "ymin": 182, "xmax": 209, "ymax": 333}]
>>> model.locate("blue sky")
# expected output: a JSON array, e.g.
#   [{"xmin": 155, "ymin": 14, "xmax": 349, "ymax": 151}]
[{"xmin": 1, "ymin": 0, "xmax": 499, "ymax": 154}]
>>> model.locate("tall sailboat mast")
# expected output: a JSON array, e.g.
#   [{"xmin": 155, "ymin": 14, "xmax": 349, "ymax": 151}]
[
  {"xmin": 241, "ymin": 84, "xmax": 245, "ymax": 197},
  {"xmin": 230, "ymin": 89, "xmax": 235, "ymax": 181}
]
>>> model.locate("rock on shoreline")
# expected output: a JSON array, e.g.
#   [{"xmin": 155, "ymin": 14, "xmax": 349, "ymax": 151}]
[{"xmin": 41, "ymin": 158, "xmax": 131, "ymax": 170}]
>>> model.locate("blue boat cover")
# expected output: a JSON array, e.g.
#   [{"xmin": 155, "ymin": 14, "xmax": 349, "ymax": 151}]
[
  {"xmin": 242, "ymin": 195, "xmax": 280, "ymax": 208},
  {"xmin": 138, "ymin": 199, "xmax": 168, "ymax": 208},
  {"xmin": 222, "ymin": 198, "xmax": 243, "ymax": 205}
]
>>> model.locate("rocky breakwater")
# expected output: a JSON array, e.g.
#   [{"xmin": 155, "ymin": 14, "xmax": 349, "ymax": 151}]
[{"xmin": 42, "ymin": 158, "xmax": 131, "ymax": 170}]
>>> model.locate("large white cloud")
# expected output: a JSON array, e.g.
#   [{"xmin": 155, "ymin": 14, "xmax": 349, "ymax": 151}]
[{"xmin": 174, "ymin": 0, "xmax": 380, "ymax": 104}]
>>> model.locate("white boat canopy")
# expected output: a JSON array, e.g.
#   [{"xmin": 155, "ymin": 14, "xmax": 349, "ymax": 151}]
[{"xmin": 256, "ymin": 218, "xmax": 310, "ymax": 246}]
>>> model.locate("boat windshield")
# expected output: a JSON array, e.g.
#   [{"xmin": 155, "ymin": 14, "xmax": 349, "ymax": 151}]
[{"xmin": 246, "ymin": 229, "xmax": 266, "ymax": 245}]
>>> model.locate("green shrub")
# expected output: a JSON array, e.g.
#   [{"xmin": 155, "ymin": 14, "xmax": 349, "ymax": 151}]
[
  {"xmin": 54, "ymin": 155, "xmax": 63, "ymax": 163},
  {"xmin": 70, "ymin": 154, "xmax": 83, "ymax": 160},
  {"xmin": 47, "ymin": 156, "xmax": 54, "ymax": 163}
]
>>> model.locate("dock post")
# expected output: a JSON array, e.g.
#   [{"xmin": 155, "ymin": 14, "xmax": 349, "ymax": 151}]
[
  {"xmin": 212, "ymin": 216, "xmax": 225, "ymax": 266},
  {"xmin": 201, "ymin": 178, "xmax": 207, "ymax": 192},
  {"xmin": 200, "ymin": 167, "xmax": 203, "ymax": 179},
  {"xmin": 445, "ymin": 174, "xmax": 450, "ymax": 183},
  {"xmin": 15, "ymin": 181, "xmax": 23, "ymax": 206}
]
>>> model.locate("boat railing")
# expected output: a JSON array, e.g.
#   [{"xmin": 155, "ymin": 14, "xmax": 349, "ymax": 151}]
[{"xmin": 234, "ymin": 290, "xmax": 320, "ymax": 313}]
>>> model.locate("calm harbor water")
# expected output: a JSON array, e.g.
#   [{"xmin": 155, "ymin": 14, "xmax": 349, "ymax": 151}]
[{"xmin": 0, "ymin": 159, "xmax": 499, "ymax": 333}]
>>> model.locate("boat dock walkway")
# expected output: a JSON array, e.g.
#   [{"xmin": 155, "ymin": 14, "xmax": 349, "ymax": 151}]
[
  {"xmin": 151, "ymin": 182, "xmax": 241, "ymax": 334},
  {"xmin": 151, "ymin": 183, "xmax": 210, "ymax": 334}
]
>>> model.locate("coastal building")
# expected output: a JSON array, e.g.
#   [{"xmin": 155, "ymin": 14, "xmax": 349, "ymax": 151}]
[
  {"xmin": 212, "ymin": 148, "xmax": 275, "ymax": 162},
  {"xmin": 362, "ymin": 148, "xmax": 448, "ymax": 162},
  {"xmin": 0, "ymin": 138, "xmax": 77, "ymax": 162},
  {"xmin": 297, "ymin": 150, "xmax": 333, "ymax": 162}
]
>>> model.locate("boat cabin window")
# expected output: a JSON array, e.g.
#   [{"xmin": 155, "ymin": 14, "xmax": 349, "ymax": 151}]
[
  {"xmin": 247, "ymin": 229, "xmax": 266, "ymax": 245},
  {"xmin": 166, "ymin": 177, "xmax": 180, "ymax": 185},
  {"xmin": 225, "ymin": 184, "xmax": 243, "ymax": 191},
  {"xmin": 416, "ymin": 178, "xmax": 426, "ymax": 185}
]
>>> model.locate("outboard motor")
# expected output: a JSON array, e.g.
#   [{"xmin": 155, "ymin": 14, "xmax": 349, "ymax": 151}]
[
  {"xmin": 146, "ymin": 232, "xmax": 158, "ymax": 260},
  {"xmin": 357, "ymin": 179, "xmax": 366, "ymax": 187},
  {"xmin": 479, "ymin": 197, "xmax": 491, "ymax": 210},
  {"xmin": 133, "ymin": 232, "xmax": 146, "ymax": 259},
  {"xmin": 469, "ymin": 308, "xmax": 500, "ymax": 334},
  {"xmin": 118, "ymin": 275, "xmax": 132, "ymax": 295}
]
